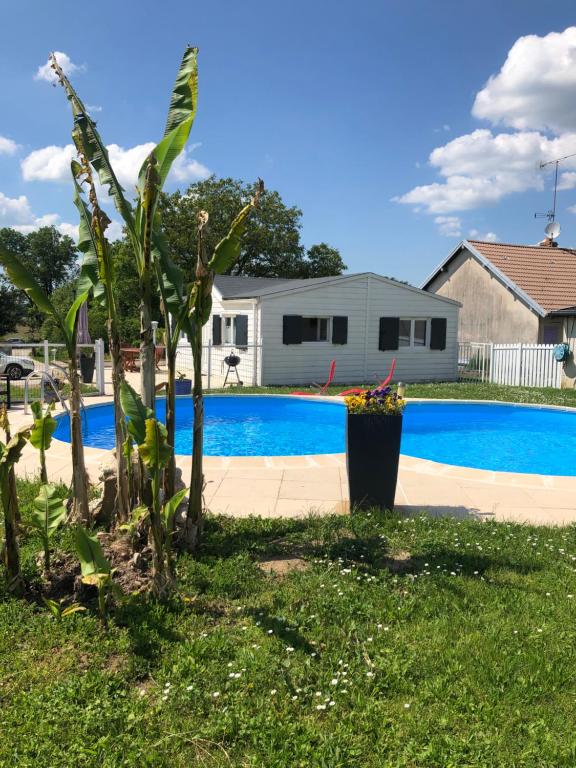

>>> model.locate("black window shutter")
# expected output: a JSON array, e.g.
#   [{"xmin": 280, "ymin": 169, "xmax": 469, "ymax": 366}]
[
  {"xmin": 235, "ymin": 314, "xmax": 248, "ymax": 347},
  {"xmin": 430, "ymin": 318, "xmax": 447, "ymax": 350},
  {"xmin": 332, "ymin": 316, "xmax": 348, "ymax": 344},
  {"xmin": 379, "ymin": 317, "xmax": 399, "ymax": 351},
  {"xmin": 283, "ymin": 315, "xmax": 303, "ymax": 344},
  {"xmin": 212, "ymin": 315, "xmax": 222, "ymax": 346}
]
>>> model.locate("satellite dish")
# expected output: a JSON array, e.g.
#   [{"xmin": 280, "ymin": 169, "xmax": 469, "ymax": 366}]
[{"xmin": 545, "ymin": 221, "xmax": 561, "ymax": 239}]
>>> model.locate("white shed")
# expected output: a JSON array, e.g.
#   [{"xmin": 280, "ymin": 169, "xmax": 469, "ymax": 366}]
[{"xmin": 176, "ymin": 273, "xmax": 460, "ymax": 386}]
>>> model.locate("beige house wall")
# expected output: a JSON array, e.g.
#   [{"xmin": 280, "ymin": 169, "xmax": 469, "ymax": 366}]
[{"xmin": 426, "ymin": 248, "xmax": 540, "ymax": 343}]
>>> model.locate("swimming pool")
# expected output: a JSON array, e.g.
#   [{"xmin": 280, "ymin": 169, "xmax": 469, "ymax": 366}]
[{"xmin": 54, "ymin": 397, "xmax": 576, "ymax": 475}]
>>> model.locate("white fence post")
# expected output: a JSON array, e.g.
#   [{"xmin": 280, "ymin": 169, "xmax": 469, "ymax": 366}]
[
  {"xmin": 207, "ymin": 340, "xmax": 212, "ymax": 390},
  {"xmin": 43, "ymin": 339, "xmax": 49, "ymax": 374},
  {"xmin": 516, "ymin": 343, "xmax": 522, "ymax": 386},
  {"xmin": 95, "ymin": 338, "xmax": 106, "ymax": 395}
]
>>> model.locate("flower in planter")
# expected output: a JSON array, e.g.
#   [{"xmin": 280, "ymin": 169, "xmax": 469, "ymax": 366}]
[{"xmin": 345, "ymin": 386, "xmax": 405, "ymax": 415}]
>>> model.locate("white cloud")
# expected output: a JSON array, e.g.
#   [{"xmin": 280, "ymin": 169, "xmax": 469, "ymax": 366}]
[
  {"xmin": 468, "ymin": 229, "xmax": 499, "ymax": 242},
  {"xmin": 21, "ymin": 142, "xmax": 210, "ymax": 189},
  {"xmin": 86, "ymin": 104, "xmax": 103, "ymax": 113},
  {"xmin": 0, "ymin": 192, "xmax": 35, "ymax": 224},
  {"xmin": 396, "ymin": 129, "xmax": 576, "ymax": 214},
  {"xmin": 35, "ymin": 51, "xmax": 84, "ymax": 84},
  {"xmin": 170, "ymin": 149, "xmax": 211, "ymax": 182},
  {"xmin": 0, "ymin": 136, "xmax": 18, "ymax": 155},
  {"xmin": 21, "ymin": 144, "xmax": 76, "ymax": 182},
  {"xmin": 0, "ymin": 190, "xmax": 79, "ymax": 240},
  {"xmin": 473, "ymin": 28, "xmax": 576, "ymax": 134},
  {"xmin": 435, "ymin": 215, "xmax": 462, "ymax": 237},
  {"xmin": 105, "ymin": 220, "xmax": 124, "ymax": 241},
  {"xmin": 55, "ymin": 222, "xmax": 79, "ymax": 240},
  {"xmin": 396, "ymin": 27, "xmax": 576, "ymax": 228}
]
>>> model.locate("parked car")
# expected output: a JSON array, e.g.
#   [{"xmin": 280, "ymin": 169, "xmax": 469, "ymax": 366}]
[{"xmin": 0, "ymin": 351, "xmax": 35, "ymax": 379}]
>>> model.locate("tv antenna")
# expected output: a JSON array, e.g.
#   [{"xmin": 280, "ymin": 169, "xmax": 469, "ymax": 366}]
[{"xmin": 534, "ymin": 152, "xmax": 576, "ymax": 234}]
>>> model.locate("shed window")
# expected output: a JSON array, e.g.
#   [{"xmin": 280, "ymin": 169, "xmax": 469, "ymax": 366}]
[
  {"xmin": 399, "ymin": 318, "xmax": 430, "ymax": 348},
  {"xmin": 214, "ymin": 314, "xmax": 249, "ymax": 347},
  {"xmin": 302, "ymin": 317, "xmax": 330, "ymax": 342}
]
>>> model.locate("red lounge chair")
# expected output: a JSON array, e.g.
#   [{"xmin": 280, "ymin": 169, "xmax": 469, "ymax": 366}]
[
  {"xmin": 338, "ymin": 358, "xmax": 397, "ymax": 396},
  {"xmin": 292, "ymin": 359, "xmax": 336, "ymax": 396}
]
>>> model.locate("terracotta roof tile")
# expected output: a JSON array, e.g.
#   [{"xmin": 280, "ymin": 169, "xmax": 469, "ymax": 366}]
[{"xmin": 467, "ymin": 239, "xmax": 576, "ymax": 313}]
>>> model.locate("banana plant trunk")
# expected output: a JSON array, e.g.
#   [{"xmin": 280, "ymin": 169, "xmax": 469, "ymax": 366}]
[
  {"xmin": 163, "ymin": 341, "xmax": 177, "ymax": 502},
  {"xmin": 109, "ymin": 333, "xmax": 130, "ymax": 524},
  {"xmin": 68, "ymin": 359, "xmax": 90, "ymax": 524},
  {"xmin": 185, "ymin": 329, "xmax": 204, "ymax": 550},
  {"xmin": 140, "ymin": 272, "xmax": 156, "ymax": 411},
  {"xmin": 1, "ymin": 467, "xmax": 23, "ymax": 595},
  {"xmin": 150, "ymin": 463, "xmax": 172, "ymax": 598}
]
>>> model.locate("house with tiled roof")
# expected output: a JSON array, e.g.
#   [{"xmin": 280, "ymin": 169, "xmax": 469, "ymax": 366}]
[{"xmin": 422, "ymin": 238, "xmax": 576, "ymax": 348}]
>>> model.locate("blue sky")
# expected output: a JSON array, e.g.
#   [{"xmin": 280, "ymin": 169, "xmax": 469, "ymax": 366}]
[{"xmin": 3, "ymin": 1, "xmax": 576, "ymax": 284}]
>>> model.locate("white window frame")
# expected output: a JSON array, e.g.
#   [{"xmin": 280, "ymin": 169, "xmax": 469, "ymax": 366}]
[
  {"xmin": 301, "ymin": 316, "xmax": 332, "ymax": 344},
  {"xmin": 399, "ymin": 318, "xmax": 430, "ymax": 349}
]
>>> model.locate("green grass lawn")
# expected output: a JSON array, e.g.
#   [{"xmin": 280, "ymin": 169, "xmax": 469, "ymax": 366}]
[
  {"xmin": 207, "ymin": 380, "xmax": 576, "ymax": 408},
  {"xmin": 3, "ymin": 479, "xmax": 576, "ymax": 767}
]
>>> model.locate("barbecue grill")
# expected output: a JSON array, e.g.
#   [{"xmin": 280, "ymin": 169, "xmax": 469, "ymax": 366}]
[{"xmin": 223, "ymin": 352, "xmax": 243, "ymax": 386}]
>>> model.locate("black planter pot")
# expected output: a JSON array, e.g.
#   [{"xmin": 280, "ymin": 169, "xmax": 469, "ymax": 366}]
[
  {"xmin": 175, "ymin": 378, "xmax": 192, "ymax": 396},
  {"xmin": 79, "ymin": 354, "xmax": 95, "ymax": 385},
  {"xmin": 346, "ymin": 412, "xmax": 403, "ymax": 511}
]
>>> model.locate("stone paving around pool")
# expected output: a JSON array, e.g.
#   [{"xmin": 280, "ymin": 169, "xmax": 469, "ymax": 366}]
[{"xmin": 7, "ymin": 391, "xmax": 576, "ymax": 525}]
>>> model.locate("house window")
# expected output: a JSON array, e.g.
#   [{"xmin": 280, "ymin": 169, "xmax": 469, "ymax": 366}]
[
  {"xmin": 302, "ymin": 317, "xmax": 330, "ymax": 342},
  {"xmin": 223, "ymin": 316, "xmax": 235, "ymax": 344},
  {"xmin": 399, "ymin": 318, "xmax": 430, "ymax": 348},
  {"xmin": 212, "ymin": 313, "xmax": 248, "ymax": 347}
]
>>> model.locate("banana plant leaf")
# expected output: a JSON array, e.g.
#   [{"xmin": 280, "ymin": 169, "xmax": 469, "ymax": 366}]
[
  {"xmin": 72, "ymin": 163, "xmax": 106, "ymax": 302},
  {"xmin": 208, "ymin": 180, "xmax": 265, "ymax": 274},
  {"xmin": 138, "ymin": 418, "xmax": 172, "ymax": 471},
  {"xmin": 31, "ymin": 484, "xmax": 67, "ymax": 542},
  {"xmin": 119, "ymin": 382, "xmax": 153, "ymax": 445},
  {"xmin": 0, "ymin": 244, "xmax": 59, "ymax": 318},
  {"xmin": 161, "ymin": 487, "xmax": 188, "ymax": 531},
  {"xmin": 137, "ymin": 46, "xmax": 199, "ymax": 196},
  {"xmin": 29, "ymin": 402, "xmax": 57, "ymax": 452},
  {"xmin": 0, "ymin": 428, "xmax": 31, "ymax": 476},
  {"xmin": 64, "ymin": 290, "xmax": 91, "ymax": 344},
  {"xmin": 75, "ymin": 526, "xmax": 111, "ymax": 577}
]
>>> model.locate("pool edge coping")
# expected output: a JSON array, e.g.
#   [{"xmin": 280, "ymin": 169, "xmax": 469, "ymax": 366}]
[{"xmin": 43, "ymin": 394, "xmax": 576, "ymax": 487}]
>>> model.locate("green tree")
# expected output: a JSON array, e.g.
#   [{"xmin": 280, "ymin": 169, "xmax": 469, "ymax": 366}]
[
  {"xmin": 161, "ymin": 177, "xmax": 345, "ymax": 278},
  {"xmin": 300, "ymin": 243, "xmax": 347, "ymax": 278},
  {"xmin": 22, "ymin": 227, "xmax": 78, "ymax": 296},
  {"xmin": 0, "ymin": 227, "xmax": 78, "ymax": 332},
  {"xmin": 0, "ymin": 277, "xmax": 27, "ymax": 337}
]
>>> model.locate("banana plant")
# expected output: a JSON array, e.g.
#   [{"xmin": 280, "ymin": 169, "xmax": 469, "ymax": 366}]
[
  {"xmin": 75, "ymin": 525, "xmax": 116, "ymax": 626},
  {"xmin": 120, "ymin": 381, "xmax": 186, "ymax": 596},
  {"xmin": 29, "ymin": 401, "xmax": 57, "ymax": 485},
  {"xmin": 50, "ymin": 48, "xmax": 198, "ymax": 414},
  {"xmin": 0, "ymin": 407, "xmax": 30, "ymax": 595},
  {"xmin": 0, "ymin": 245, "xmax": 90, "ymax": 523},
  {"xmin": 30, "ymin": 484, "xmax": 67, "ymax": 572},
  {"xmin": 182, "ymin": 183, "xmax": 264, "ymax": 551},
  {"xmin": 43, "ymin": 597, "xmax": 86, "ymax": 621}
]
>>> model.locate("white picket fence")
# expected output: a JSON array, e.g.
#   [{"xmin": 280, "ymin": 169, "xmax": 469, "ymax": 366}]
[{"xmin": 458, "ymin": 341, "xmax": 563, "ymax": 388}]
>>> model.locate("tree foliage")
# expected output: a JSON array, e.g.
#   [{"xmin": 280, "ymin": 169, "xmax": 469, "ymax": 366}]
[
  {"xmin": 0, "ymin": 227, "xmax": 78, "ymax": 332},
  {"xmin": 160, "ymin": 177, "xmax": 346, "ymax": 278}
]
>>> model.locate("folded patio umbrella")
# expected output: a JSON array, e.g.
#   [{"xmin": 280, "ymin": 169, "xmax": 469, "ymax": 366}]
[{"xmin": 76, "ymin": 300, "xmax": 92, "ymax": 346}]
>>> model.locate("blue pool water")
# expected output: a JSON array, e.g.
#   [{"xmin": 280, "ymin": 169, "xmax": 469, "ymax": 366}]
[{"xmin": 55, "ymin": 397, "xmax": 576, "ymax": 474}]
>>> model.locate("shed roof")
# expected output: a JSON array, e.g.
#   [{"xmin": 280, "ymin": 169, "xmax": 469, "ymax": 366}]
[
  {"xmin": 214, "ymin": 272, "xmax": 460, "ymax": 305},
  {"xmin": 213, "ymin": 273, "xmax": 351, "ymax": 299}
]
